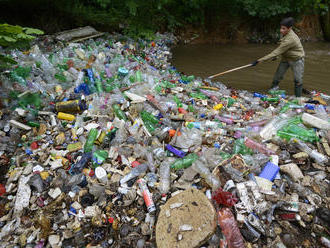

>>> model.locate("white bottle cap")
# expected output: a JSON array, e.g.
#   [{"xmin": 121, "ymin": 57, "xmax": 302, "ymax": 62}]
[{"xmin": 95, "ymin": 166, "xmax": 108, "ymax": 184}]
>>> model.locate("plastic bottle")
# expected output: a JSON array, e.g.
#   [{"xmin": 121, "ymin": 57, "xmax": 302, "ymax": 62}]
[
  {"xmin": 217, "ymin": 208, "xmax": 245, "ymax": 248},
  {"xmin": 294, "ymin": 139, "xmax": 328, "ymax": 164},
  {"xmin": 166, "ymin": 144, "xmax": 186, "ymax": 158},
  {"xmin": 301, "ymin": 113, "xmax": 330, "ymax": 130},
  {"xmin": 112, "ymin": 104, "xmax": 127, "ymax": 121},
  {"xmin": 146, "ymin": 151, "xmax": 156, "ymax": 173},
  {"xmin": 244, "ymin": 137, "xmax": 276, "ymax": 156},
  {"xmin": 185, "ymin": 120, "xmax": 221, "ymax": 131},
  {"xmin": 57, "ymin": 112, "xmax": 75, "ymax": 121},
  {"xmin": 259, "ymin": 115, "xmax": 289, "ymax": 140},
  {"xmin": 214, "ymin": 115, "xmax": 234, "ymax": 125},
  {"xmin": 140, "ymin": 110, "xmax": 160, "ymax": 125},
  {"xmin": 84, "ymin": 128, "xmax": 99, "ymax": 153},
  {"xmin": 92, "ymin": 150, "xmax": 109, "ymax": 167},
  {"xmin": 261, "ymin": 97, "xmax": 279, "ymax": 102},
  {"xmin": 55, "ymin": 100, "xmax": 87, "ymax": 113},
  {"xmin": 153, "ymin": 147, "xmax": 166, "ymax": 160},
  {"xmin": 192, "ymin": 159, "xmax": 220, "ymax": 189},
  {"xmin": 173, "ymin": 95, "xmax": 183, "ymax": 108},
  {"xmin": 233, "ymin": 138, "xmax": 253, "ymax": 155},
  {"xmin": 277, "ymin": 124, "xmax": 317, "ymax": 143},
  {"xmin": 314, "ymin": 105, "xmax": 328, "ymax": 121},
  {"xmin": 158, "ymin": 161, "xmax": 171, "ymax": 194},
  {"xmin": 268, "ymin": 89, "xmax": 286, "ymax": 96},
  {"xmin": 137, "ymin": 178, "xmax": 156, "ymax": 213},
  {"xmin": 120, "ymin": 163, "xmax": 149, "ymax": 184},
  {"xmin": 170, "ymin": 153, "xmax": 199, "ymax": 169},
  {"xmin": 253, "ymin": 92, "xmax": 267, "ymax": 98}
]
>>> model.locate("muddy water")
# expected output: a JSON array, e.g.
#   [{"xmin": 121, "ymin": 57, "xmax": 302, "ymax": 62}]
[{"xmin": 172, "ymin": 42, "xmax": 330, "ymax": 95}]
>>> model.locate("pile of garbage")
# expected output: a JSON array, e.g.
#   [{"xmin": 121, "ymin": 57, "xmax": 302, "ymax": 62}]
[{"xmin": 0, "ymin": 32, "xmax": 329, "ymax": 248}]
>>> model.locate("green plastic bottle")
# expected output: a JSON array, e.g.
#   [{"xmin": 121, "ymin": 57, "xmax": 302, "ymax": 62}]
[
  {"xmin": 136, "ymin": 70, "xmax": 142, "ymax": 82},
  {"xmin": 140, "ymin": 111, "xmax": 159, "ymax": 125},
  {"xmin": 18, "ymin": 93, "xmax": 42, "ymax": 110},
  {"xmin": 233, "ymin": 138, "xmax": 253, "ymax": 155},
  {"xmin": 278, "ymin": 124, "xmax": 318, "ymax": 142},
  {"xmin": 112, "ymin": 104, "xmax": 127, "ymax": 121},
  {"xmin": 10, "ymin": 71, "xmax": 26, "ymax": 85},
  {"xmin": 188, "ymin": 104, "xmax": 195, "ymax": 112},
  {"xmin": 268, "ymin": 89, "xmax": 286, "ymax": 96},
  {"xmin": 84, "ymin": 128, "xmax": 99, "ymax": 153},
  {"xmin": 261, "ymin": 97, "xmax": 279, "ymax": 103},
  {"xmin": 95, "ymin": 79, "xmax": 104, "ymax": 94},
  {"xmin": 173, "ymin": 96, "xmax": 183, "ymax": 108},
  {"xmin": 92, "ymin": 150, "xmax": 109, "ymax": 168},
  {"xmin": 189, "ymin": 92, "xmax": 207, "ymax": 100},
  {"xmin": 171, "ymin": 153, "xmax": 199, "ymax": 170},
  {"xmin": 55, "ymin": 73, "xmax": 67, "ymax": 82},
  {"xmin": 280, "ymin": 100, "xmax": 300, "ymax": 113}
]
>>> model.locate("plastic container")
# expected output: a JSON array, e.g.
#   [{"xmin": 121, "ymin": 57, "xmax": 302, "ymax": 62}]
[
  {"xmin": 217, "ymin": 208, "xmax": 245, "ymax": 248},
  {"xmin": 57, "ymin": 112, "xmax": 75, "ymax": 121},
  {"xmin": 84, "ymin": 128, "xmax": 99, "ymax": 153},
  {"xmin": 302, "ymin": 113, "xmax": 330, "ymax": 130}
]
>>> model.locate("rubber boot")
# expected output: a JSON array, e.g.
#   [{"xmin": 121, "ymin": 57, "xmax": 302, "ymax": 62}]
[
  {"xmin": 294, "ymin": 82, "xmax": 303, "ymax": 97},
  {"xmin": 269, "ymin": 81, "xmax": 280, "ymax": 91}
]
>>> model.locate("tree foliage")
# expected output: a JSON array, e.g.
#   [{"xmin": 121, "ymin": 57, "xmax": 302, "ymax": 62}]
[
  {"xmin": 0, "ymin": 23, "xmax": 44, "ymax": 47},
  {"xmin": 0, "ymin": 0, "xmax": 329, "ymax": 40}
]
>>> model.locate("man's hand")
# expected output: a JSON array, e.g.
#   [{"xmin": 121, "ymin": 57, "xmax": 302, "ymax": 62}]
[{"xmin": 251, "ymin": 60, "xmax": 259, "ymax": 66}]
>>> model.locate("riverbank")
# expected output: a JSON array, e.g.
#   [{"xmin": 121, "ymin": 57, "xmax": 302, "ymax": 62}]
[{"xmin": 176, "ymin": 15, "xmax": 324, "ymax": 45}]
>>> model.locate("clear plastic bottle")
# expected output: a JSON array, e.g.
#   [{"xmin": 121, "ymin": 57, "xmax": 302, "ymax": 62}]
[
  {"xmin": 302, "ymin": 113, "xmax": 330, "ymax": 130},
  {"xmin": 294, "ymin": 139, "xmax": 328, "ymax": 164},
  {"xmin": 259, "ymin": 115, "xmax": 289, "ymax": 140},
  {"xmin": 120, "ymin": 163, "xmax": 149, "ymax": 184},
  {"xmin": 158, "ymin": 161, "xmax": 171, "ymax": 194},
  {"xmin": 192, "ymin": 159, "xmax": 220, "ymax": 189},
  {"xmin": 146, "ymin": 150, "xmax": 156, "ymax": 173},
  {"xmin": 244, "ymin": 137, "xmax": 276, "ymax": 156},
  {"xmin": 314, "ymin": 105, "xmax": 329, "ymax": 121}
]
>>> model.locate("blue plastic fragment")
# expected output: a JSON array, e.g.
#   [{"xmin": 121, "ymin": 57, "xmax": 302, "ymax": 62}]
[{"xmin": 259, "ymin": 162, "xmax": 279, "ymax": 182}]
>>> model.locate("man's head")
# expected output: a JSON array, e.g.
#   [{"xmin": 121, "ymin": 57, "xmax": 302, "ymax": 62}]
[{"xmin": 280, "ymin": 17, "xmax": 294, "ymax": 36}]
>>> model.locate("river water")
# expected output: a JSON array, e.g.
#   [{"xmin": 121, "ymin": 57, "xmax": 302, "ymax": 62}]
[{"xmin": 172, "ymin": 42, "xmax": 330, "ymax": 95}]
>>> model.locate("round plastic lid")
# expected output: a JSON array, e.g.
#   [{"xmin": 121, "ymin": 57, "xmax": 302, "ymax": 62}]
[{"xmin": 95, "ymin": 166, "xmax": 107, "ymax": 179}]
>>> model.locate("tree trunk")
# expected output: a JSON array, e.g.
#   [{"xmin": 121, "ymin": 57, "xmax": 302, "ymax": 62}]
[{"xmin": 320, "ymin": 10, "xmax": 330, "ymax": 41}]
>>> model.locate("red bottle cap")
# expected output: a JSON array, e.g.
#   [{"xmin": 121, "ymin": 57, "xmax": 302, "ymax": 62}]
[
  {"xmin": 131, "ymin": 161, "xmax": 140, "ymax": 168},
  {"xmin": 30, "ymin": 141, "xmax": 38, "ymax": 150}
]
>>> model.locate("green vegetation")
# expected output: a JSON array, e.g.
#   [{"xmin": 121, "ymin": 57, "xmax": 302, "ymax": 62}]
[
  {"xmin": 0, "ymin": 23, "xmax": 43, "ymax": 70},
  {"xmin": 0, "ymin": 0, "xmax": 329, "ymax": 40},
  {"xmin": 0, "ymin": 23, "xmax": 43, "ymax": 47}
]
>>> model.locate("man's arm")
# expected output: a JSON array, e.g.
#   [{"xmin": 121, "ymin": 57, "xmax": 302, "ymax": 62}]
[{"xmin": 258, "ymin": 38, "xmax": 293, "ymax": 62}]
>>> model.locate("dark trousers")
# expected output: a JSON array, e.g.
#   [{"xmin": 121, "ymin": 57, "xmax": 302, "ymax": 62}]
[{"xmin": 272, "ymin": 58, "xmax": 304, "ymax": 97}]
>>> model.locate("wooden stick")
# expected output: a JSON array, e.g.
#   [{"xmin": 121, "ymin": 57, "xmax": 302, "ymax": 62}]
[{"xmin": 208, "ymin": 63, "xmax": 253, "ymax": 79}]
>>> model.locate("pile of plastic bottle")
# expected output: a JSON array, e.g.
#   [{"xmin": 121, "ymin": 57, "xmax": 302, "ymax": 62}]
[{"xmin": 0, "ymin": 32, "xmax": 329, "ymax": 248}]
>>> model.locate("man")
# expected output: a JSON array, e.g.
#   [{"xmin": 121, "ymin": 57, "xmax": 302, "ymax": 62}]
[{"xmin": 252, "ymin": 17, "xmax": 305, "ymax": 97}]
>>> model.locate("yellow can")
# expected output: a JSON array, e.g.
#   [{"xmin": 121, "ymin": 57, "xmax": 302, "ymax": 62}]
[
  {"xmin": 57, "ymin": 112, "xmax": 75, "ymax": 121},
  {"xmin": 213, "ymin": 103, "xmax": 223, "ymax": 111},
  {"xmin": 94, "ymin": 131, "xmax": 106, "ymax": 145}
]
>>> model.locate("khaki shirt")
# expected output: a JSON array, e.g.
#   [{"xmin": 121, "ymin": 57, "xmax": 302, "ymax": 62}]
[{"xmin": 259, "ymin": 29, "xmax": 305, "ymax": 62}]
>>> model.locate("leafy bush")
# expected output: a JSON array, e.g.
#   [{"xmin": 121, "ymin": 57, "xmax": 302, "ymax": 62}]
[{"xmin": 0, "ymin": 23, "xmax": 44, "ymax": 48}]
